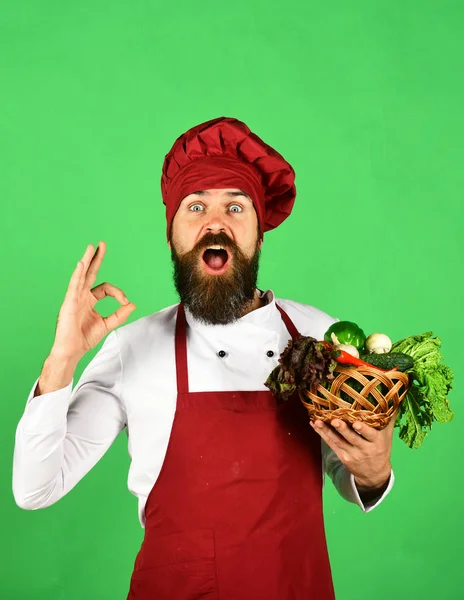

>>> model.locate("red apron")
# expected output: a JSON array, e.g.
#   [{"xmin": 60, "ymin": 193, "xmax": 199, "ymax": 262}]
[{"xmin": 127, "ymin": 303, "xmax": 335, "ymax": 599}]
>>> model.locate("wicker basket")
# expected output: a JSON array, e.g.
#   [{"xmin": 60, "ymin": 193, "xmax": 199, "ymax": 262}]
[{"xmin": 299, "ymin": 364, "xmax": 410, "ymax": 429}]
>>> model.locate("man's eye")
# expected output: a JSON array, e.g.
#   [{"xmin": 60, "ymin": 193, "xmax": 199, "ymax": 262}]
[
  {"xmin": 189, "ymin": 204, "xmax": 204, "ymax": 212},
  {"xmin": 229, "ymin": 204, "xmax": 243, "ymax": 213}
]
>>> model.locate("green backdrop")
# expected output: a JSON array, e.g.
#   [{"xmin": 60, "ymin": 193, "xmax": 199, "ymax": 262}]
[{"xmin": 1, "ymin": 0, "xmax": 462, "ymax": 598}]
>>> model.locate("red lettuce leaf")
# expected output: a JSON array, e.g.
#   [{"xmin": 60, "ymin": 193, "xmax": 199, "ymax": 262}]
[{"xmin": 265, "ymin": 335, "xmax": 337, "ymax": 401}]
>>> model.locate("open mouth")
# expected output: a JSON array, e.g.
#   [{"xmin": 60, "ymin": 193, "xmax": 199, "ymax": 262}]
[{"xmin": 202, "ymin": 245, "xmax": 230, "ymax": 275}]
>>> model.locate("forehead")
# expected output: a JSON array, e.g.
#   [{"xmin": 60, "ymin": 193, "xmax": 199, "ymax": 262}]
[{"xmin": 181, "ymin": 188, "xmax": 252, "ymax": 202}]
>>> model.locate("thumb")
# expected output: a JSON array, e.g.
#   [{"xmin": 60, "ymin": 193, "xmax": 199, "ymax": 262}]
[
  {"xmin": 104, "ymin": 302, "xmax": 137, "ymax": 333},
  {"xmin": 386, "ymin": 409, "xmax": 399, "ymax": 432}
]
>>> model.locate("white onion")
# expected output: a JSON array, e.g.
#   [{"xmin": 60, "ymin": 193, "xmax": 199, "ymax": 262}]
[
  {"xmin": 336, "ymin": 344, "xmax": 359, "ymax": 358},
  {"xmin": 330, "ymin": 333, "xmax": 359, "ymax": 357}
]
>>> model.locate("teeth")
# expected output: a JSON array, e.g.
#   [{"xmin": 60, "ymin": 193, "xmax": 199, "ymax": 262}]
[{"xmin": 207, "ymin": 245, "xmax": 225, "ymax": 250}]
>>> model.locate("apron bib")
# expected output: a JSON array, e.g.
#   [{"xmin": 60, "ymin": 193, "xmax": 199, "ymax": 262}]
[{"xmin": 127, "ymin": 303, "xmax": 335, "ymax": 599}]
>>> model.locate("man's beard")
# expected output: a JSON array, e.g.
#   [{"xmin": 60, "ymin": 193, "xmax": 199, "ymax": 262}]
[{"xmin": 171, "ymin": 232, "xmax": 261, "ymax": 325}]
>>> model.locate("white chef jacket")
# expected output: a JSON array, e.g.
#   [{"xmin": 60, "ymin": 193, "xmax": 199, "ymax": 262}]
[{"xmin": 12, "ymin": 289, "xmax": 394, "ymax": 527}]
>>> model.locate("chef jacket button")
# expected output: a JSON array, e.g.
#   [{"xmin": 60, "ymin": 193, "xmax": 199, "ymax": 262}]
[
  {"xmin": 218, "ymin": 350, "xmax": 227, "ymax": 358},
  {"xmin": 266, "ymin": 350, "xmax": 275, "ymax": 357}
]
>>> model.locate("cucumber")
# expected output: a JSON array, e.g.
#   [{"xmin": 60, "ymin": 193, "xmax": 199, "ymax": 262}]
[{"xmin": 359, "ymin": 352, "xmax": 414, "ymax": 372}]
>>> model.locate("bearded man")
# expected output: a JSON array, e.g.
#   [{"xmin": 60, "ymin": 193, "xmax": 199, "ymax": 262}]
[{"xmin": 13, "ymin": 117, "xmax": 395, "ymax": 599}]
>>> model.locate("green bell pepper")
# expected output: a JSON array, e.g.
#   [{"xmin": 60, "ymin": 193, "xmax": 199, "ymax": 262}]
[{"xmin": 324, "ymin": 321, "xmax": 366, "ymax": 351}]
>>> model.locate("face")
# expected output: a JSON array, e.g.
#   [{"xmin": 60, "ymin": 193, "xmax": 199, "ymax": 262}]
[{"xmin": 169, "ymin": 189, "xmax": 263, "ymax": 325}]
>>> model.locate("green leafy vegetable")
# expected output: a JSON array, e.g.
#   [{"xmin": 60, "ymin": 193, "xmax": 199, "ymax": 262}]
[
  {"xmin": 391, "ymin": 332, "xmax": 454, "ymax": 448},
  {"xmin": 265, "ymin": 335, "xmax": 338, "ymax": 401}
]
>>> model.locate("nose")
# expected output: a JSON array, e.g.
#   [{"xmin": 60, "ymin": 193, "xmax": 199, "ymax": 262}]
[
  {"xmin": 206, "ymin": 222, "xmax": 225, "ymax": 234},
  {"xmin": 203, "ymin": 205, "xmax": 229, "ymax": 236}
]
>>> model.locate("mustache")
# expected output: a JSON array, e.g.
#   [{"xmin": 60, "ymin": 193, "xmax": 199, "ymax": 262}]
[{"xmin": 193, "ymin": 232, "xmax": 238, "ymax": 254}]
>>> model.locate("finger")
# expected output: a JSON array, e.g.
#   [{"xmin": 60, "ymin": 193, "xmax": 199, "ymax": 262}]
[
  {"xmin": 351, "ymin": 421, "xmax": 378, "ymax": 442},
  {"xmin": 77, "ymin": 244, "xmax": 97, "ymax": 289},
  {"xmin": 65, "ymin": 258, "xmax": 85, "ymax": 301},
  {"xmin": 381, "ymin": 412, "xmax": 398, "ymax": 440},
  {"xmin": 331, "ymin": 420, "xmax": 368, "ymax": 447},
  {"xmin": 311, "ymin": 422, "xmax": 344, "ymax": 458},
  {"xmin": 91, "ymin": 282, "xmax": 129, "ymax": 305},
  {"xmin": 311, "ymin": 420, "xmax": 352, "ymax": 453},
  {"xmin": 387, "ymin": 410, "xmax": 399, "ymax": 430},
  {"xmin": 65, "ymin": 244, "xmax": 95, "ymax": 301},
  {"xmin": 104, "ymin": 302, "xmax": 137, "ymax": 333},
  {"xmin": 85, "ymin": 241, "xmax": 106, "ymax": 289}
]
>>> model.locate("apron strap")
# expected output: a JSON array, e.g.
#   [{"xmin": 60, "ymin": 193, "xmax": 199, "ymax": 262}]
[
  {"xmin": 175, "ymin": 301, "xmax": 301, "ymax": 395},
  {"xmin": 275, "ymin": 304, "xmax": 299, "ymax": 341},
  {"xmin": 175, "ymin": 303, "xmax": 189, "ymax": 395}
]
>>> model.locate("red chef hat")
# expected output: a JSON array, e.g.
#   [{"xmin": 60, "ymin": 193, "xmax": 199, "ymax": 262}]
[{"xmin": 161, "ymin": 117, "xmax": 296, "ymax": 239}]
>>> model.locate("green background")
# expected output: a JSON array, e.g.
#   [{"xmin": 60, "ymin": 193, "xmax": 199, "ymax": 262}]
[{"xmin": 1, "ymin": 0, "xmax": 463, "ymax": 598}]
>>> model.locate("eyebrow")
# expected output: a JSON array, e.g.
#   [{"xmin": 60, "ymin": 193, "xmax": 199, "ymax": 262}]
[{"xmin": 191, "ymin": 190, "xmax": 251, "ymax": 199}]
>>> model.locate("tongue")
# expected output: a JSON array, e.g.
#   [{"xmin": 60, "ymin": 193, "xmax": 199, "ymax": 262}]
[{"xmin": 204, "ymin": 250, "xmax": 227, "ymax": 270}]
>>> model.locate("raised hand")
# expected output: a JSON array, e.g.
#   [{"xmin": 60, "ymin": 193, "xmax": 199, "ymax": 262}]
[{"xmin": 51, "ymin": 241, "xmax": 136, "ymax": 363}]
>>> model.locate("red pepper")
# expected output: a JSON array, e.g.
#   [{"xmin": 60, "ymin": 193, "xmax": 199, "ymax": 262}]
[{"xmin": 320, "ymin": 341, "xmax": 396, "ymax": 373}]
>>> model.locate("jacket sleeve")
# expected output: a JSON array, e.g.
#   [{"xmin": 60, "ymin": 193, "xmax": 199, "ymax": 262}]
[
  {"xmin": 12, "ymin": 331, "xmax": 126, "ymax": 510},
  {"xmin": 321, "ymin": 440, "xmax": 394, "ymax": 512}
]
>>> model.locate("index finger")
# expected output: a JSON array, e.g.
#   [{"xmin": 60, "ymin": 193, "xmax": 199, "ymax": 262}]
[{"xmin": 65, "ymin": 244, "xmax": 95, "ymax": 300}]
